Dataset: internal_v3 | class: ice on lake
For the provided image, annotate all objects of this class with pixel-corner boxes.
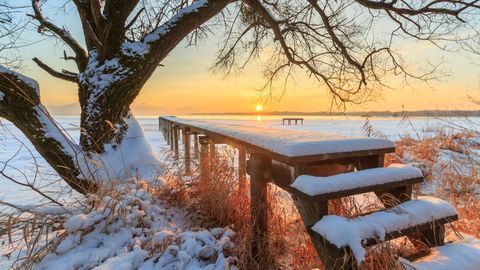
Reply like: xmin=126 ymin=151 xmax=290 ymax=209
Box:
xmin=0 ymin=114 xmax=478 ymax=206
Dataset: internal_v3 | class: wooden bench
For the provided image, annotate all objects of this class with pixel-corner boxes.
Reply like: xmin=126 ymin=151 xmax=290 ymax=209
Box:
xmin=309 ymin=196 xmax=458 ymax=267
xmin=288 ymin=164 xmax=424 ymax=202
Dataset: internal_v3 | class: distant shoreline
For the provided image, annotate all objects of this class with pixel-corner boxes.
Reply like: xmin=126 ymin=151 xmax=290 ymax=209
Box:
xmin=190 ymin=110 xmax=480 ymax=117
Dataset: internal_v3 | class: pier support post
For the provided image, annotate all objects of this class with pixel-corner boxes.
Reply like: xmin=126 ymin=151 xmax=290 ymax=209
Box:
xmin=193 ymin=134 xmax=199 ymax=158
xmin=238 ymin=147 xmax=247 ymax=193
xmin=183 ymin=128 xmax=191 ymax=175
xmin=209 ymin=141 xmax=216 ymax=163
xmin=173 ymin=126 xmax=179 ymax=160
xmin=169 ymin=123 xmax=174 ymax=150
xmin=249 ymin=153 xmax=271 ymax=268
xmin=199 ymin=136 xmax=210 ymax=182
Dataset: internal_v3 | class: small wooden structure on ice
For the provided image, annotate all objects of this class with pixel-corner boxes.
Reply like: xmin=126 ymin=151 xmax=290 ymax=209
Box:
xmin=282 ymin=117 xmax=304 ymax=125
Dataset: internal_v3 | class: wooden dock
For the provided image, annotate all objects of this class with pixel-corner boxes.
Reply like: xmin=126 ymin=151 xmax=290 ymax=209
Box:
xmin=282 ymin=117 xmax=304 ymax=125
xmin=158 ymin=116 xmax=459 ymax=269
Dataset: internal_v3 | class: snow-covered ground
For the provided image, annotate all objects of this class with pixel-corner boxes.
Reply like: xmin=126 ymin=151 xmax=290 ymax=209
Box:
xmin=3 ymin=114 xmax=475 ymax=205
xmin=1 ymin=114 xmax=480 ymax=269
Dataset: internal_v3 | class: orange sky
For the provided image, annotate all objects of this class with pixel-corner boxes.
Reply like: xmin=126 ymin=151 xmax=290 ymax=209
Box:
xmin=14 ymin=3 xmax=480 ymax=116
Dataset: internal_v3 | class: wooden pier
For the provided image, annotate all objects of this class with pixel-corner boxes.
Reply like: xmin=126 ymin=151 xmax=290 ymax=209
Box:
xmin=158 ymin=116 xmax=459 ymax=269
xmin=282 ymin=117 xmax=304 ymax=125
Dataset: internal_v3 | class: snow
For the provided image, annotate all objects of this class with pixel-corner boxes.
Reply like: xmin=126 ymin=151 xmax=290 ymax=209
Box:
xmin=78 ymin=114 xmax=162 ymax=181
xmin=3 ymin=203 xmax=72 ymax=215
xmin=0 ymin=65 xmax=40 ymax=94
xmin=311 ymin=196 xmax=457 ymax=264
xmin=143 ymin=0 xmax=209 ymax=44
xmin=2 ymin=115 xmax=480 ymax=268
xmin=35 ymin=105 xmax=80 ymax=159
xmin=400 ymin=234 xmax=480 ymax=270
xmin=34 ymin=182 xmax=238 ymax=270
xmin=291 ymin=163 xmax=423 ymax=196
xmin=121 ymin=0 xmax=210 ymax=57
xmin=162 ymin=116 xmax=395 ymax=157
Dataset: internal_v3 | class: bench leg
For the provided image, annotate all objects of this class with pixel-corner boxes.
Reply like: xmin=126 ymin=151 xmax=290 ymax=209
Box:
xmin=293 ymin=163 xmax=356 ymax=269
xmin=238 ymin=147 xmax=247 ymax=193
xmin=249 ymin=153 xmax=271 ymax=268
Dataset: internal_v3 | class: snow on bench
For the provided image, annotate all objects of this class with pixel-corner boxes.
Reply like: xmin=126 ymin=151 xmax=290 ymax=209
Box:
xmin=290 ymin=164 xmax=423 ymax=200
xmin=311 ymin=196 xmax=458 ymax=264
xmin=401 ymin=234 xmax=480 ymax=270
xmin=162 ymin=116 xmax=394 ymax=158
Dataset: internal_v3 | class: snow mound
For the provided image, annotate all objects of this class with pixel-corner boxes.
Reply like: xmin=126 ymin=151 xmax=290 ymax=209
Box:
xmin=34 ymin=181 xmax=238 ymax=270
xmin=291 ymin=163 xmax=423 ymax=196
xmin=79 ymin=115 xmax=163 ymax=182
xmin=400 ymin=234 xmax=480 ymax=270
xmin=312 ymin=196 xmax=457 ymax=264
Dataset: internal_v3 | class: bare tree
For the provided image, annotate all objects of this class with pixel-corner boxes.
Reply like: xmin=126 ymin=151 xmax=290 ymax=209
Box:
xmin=0 ymin=0 xmax=478 ymax=194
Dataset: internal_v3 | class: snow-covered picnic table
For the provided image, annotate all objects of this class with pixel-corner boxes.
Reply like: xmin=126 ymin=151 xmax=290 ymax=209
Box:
xmin=158 ymin=116 xmax=474 ymax=269
xmin=159 ymin=116 xmax=395 ymax=165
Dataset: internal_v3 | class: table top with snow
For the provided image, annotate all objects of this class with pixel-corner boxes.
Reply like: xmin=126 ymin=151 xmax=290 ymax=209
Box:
xmin=161 ymin=116 xmax=395 ymax=161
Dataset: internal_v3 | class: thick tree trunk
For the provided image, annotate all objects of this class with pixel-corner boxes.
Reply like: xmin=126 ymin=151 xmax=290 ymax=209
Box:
xmin=1 ymin=64 xmax=161 ymax=194
xmin=78 ymin=56 xmax=153 ymax=153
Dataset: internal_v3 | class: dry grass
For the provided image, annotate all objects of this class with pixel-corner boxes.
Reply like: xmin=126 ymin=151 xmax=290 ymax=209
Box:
xmin=158 ymin=149 xmax=325 ymax=269
xmin=395 ymin=131 xmax=480 ymax=244
xmin=159 ymin=148 xmax=436 ymax=269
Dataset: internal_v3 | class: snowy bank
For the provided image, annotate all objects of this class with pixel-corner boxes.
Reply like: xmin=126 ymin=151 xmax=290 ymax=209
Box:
xmin=34 ymin=181 xmax=238 ymax=270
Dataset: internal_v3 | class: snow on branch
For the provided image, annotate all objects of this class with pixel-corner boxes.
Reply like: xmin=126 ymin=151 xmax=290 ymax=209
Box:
xmin=121 ymin=0 xmax=232 ymax=57
xmin=0 ymin=65 xmax=40 ymax=96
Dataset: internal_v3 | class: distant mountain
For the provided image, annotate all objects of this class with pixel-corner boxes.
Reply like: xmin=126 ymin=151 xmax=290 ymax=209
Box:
xmin=47 ymin=104 xmax=81 ymax=115
xmin=47 ymin=103 xmax=170 ymax=116
xmin=191 ymin=110 xmax=480 ymax=117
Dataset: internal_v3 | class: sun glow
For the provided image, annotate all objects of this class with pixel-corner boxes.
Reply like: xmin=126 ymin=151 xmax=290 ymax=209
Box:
xmin=255 ymin=104 xmax=263 ymax=112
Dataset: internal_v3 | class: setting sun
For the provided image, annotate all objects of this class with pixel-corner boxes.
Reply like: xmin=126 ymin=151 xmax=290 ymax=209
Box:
xmin=255 ymin=104 xmax=263 ymax=112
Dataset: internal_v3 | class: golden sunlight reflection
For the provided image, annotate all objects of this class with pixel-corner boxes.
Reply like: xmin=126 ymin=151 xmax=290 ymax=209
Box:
xmin=256 ymin=115 xmax=262 ymax=121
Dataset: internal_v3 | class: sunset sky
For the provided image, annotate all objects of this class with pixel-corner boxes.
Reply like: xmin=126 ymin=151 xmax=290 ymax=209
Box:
xmin=12 ymin=1 xmax=480 ymax=116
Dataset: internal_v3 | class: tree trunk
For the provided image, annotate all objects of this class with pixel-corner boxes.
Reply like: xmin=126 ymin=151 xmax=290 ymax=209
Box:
xmin=0 ymin=68 xmax=96 ymax=194
xmin=1 ymin=63 xmax=161 ymax=194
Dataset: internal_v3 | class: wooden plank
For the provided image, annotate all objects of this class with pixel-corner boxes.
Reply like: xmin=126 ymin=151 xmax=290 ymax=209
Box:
xmin=249 ymin=153 xmax=271 ymax=268
xmin=360 ymin=215 xmax=458 ymax=247
xmin=287 ymin=177 xmax=424 ymax=202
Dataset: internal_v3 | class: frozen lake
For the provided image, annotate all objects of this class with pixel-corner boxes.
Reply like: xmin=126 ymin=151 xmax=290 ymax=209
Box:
xmin=0 ymin=114 xmax=478 ymax=206
xmin=0 ymin=114 xmax=480 ymax=268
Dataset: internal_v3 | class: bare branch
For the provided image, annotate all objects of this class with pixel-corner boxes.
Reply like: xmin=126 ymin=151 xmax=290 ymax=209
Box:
xmin=32 ymin=57 xmax=78 ymax=83
xmin=30 ymin=0 xmax=88 ymax=70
